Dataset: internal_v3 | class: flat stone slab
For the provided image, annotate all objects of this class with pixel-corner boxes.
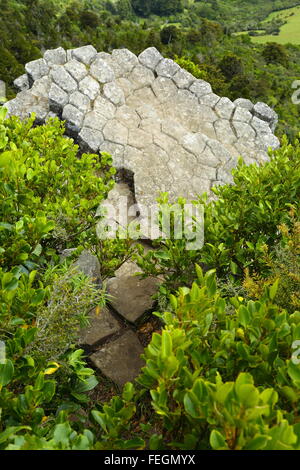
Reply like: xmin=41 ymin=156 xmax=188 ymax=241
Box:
xmin=90 ymin=330 xmax=145 ymax=387
xmin=5 ymin=46 xmax=280 ymax=211
xmin=79 ymin=307 xmax=121 ymax=347
xmin=106 ymin=260 xmax=159 ymax=323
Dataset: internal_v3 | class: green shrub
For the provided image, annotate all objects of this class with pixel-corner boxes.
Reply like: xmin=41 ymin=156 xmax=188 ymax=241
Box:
xmin=131 ymin=266 xmax=300 ymax=449
xmin=28 ymin=265 xmax=104 ymax=362
xmin=0 ymin=111 xmax=116 ymax=447
xmin=243 ymin=215 xmax=300 ymax=313
xmin=1 ymin=103 xmax=300 ymax=450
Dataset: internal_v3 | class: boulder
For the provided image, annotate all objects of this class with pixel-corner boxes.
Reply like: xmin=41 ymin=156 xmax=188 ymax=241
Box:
xmin=90 ymin=330 xmax=145 ymax=387
xmin=106 ymin=260 xmax=159 ymax=323
xmin=79 ymin=307 xmax=121 ymax=348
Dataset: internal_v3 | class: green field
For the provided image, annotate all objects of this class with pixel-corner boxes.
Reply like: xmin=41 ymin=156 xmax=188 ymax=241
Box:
xmin=251 ymin=5 xmax=300 ymax=44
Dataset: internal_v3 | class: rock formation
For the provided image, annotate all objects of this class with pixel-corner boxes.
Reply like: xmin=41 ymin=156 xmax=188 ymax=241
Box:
xmin=5 ymin=45 xmax=279 ymax=209
xmin=4 ymin=45 xmax=280 ymax=387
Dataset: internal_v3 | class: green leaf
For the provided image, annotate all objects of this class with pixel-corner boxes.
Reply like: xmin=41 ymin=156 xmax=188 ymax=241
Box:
xmin=26 ymin=168 xmax=34 ymax=180
xmin=73 ymin=375 xmax=98 ymax=394
xmin=91 ymin=410 xmax=107 ymax=432
xmin=236 ymin=384 xmax=259 ymax=408
xmin=15 ymin=220 xmax=24 ymax=233
xmin=31 ymin=289 xmax=45 ymax=305
xmin=269 ymin=279 xmax=279 ymax=300
xmin=230 ymin=260 xmax=238 ymax=274
xmin=260 ymin=388 xmax=278 ymax=406
xmin=3 ymin=277 xmax=18 ymax=292
xmin=184 ymin=391 xmax=199 ymax=419
xmin=122 ymin=382 xmax=135 ymax=401
xmin=154 ymin=251 xmax=171 ymax=260
xmin=210 ymin=430 xmax=228 ymax=450
xmin=215 ymin=382 xmax=234 ymax=404
xmin=244 ymin=435 xmax=270 ymax=450
xmin=53 ymin=423 xmax=72 ymax=447
xmin=287 ymin=361 xmax=300 ymax=385
xmin=120 ymin=438 xmax=145 ymax=449
xmin=0 ymin=426 xmax=31 ymax=444
xmin=32 ymin=244 xmax=42 ymax=256
xmin=238 ymin=305 xmax=251 ymax=327
xmin=0 ymin=359 xmax=14 ymax=387
xmin=161 ymin=330 xmax=172 ymax=359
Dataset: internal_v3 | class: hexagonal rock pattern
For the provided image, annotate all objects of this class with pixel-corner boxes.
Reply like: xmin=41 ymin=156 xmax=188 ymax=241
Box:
xmin=90 ymin=330 xmax=145 ymax=387
xmin=107 ymin=260 xmax=159 ymax=323
xmin=5 ymin=45 xmax=280 ymax=209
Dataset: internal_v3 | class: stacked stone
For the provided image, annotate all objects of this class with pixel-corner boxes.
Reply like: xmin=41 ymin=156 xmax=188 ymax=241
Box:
xmin=6 ymin=45 xmax=279 ymax=206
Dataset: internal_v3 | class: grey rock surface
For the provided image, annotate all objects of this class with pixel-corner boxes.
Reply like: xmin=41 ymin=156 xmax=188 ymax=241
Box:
xmin=253 ymin=101 xmax=278 ymax=132
xmin=233 ymin=98 xmax=254 ymax=111
xmin=50 ymin=65 xmax=78 ymax=94
xmin=90 ymin=330 xmax=145 ymax=387
xmin=25 ymin=58 xmax=49 ymax=83
xmin=79 ymin=307 xmax=121 ymax=347
xmin=74 ymin=249 xmax=101 ymax=284
xmin=65 ymin=59 xmax=88 ymax=82
xmin=106 ymin=260 xmax=159 ymax=323
xmin=72 ymin=45 xmax=97 ymax=65
xmin=78 ymin=127 xmax=103 ymax=153
xmin=44 ymin=47 xmax=67 ymax=65
xmin=49 ymin=83 xmax=68 ymax=113
xmin=5 ymin=46 xmax=280 ymax=211
xmin=138 ymin=47 xmax=163 ymax=70
xmin=14 ymin=74 xmax=30 ymax=92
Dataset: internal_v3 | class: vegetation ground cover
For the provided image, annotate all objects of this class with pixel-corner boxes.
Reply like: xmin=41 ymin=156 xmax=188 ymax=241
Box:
xmin=0 ymin=108 xmax=299 ymax=449
xmin=245 ymin=6 xmax=300 ymax=44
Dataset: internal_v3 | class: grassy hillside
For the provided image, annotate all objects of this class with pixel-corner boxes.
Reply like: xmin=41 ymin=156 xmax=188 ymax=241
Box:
xmin=130 ymin=0 xmax=300 ymax=31
xmin=250 ymin=5 xmax=300 ymax=44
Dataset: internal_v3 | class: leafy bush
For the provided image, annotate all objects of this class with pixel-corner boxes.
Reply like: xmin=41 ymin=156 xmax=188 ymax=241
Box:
xmin=28 ymin=265 xmax=104 ymax=362
xmin=243 ymin=214 xmax=300 ymax=313
xmin=0 ymin=111 xmax=119 ymax=448
xmin=1 ymin=110 xmax=115 ymax=257
xmin=1 ymin=108 xmax=300 ymax=450
xmin=122 ymin=267 xmax=300 ymax=450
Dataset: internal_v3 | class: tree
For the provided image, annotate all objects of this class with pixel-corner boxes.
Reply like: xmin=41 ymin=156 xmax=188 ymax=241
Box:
xmin=131 ymin=0 xmax=152 ymax=16
xmin=219 ymin=53 xmax=243 ymax=80
xmin=153 ymin=0 xmax=183 ymax=16
xmin=80 ymin=10 xmax=100 ymax=28
xmin=262 ymin=42 xmax=288 ymax=66
xmin=160 ymin=25 xmax=181 ymax=44
xmin=116 ymin=0 xmax=134 ymax=20
xmin=132 ymin=0 xmax=183 ymax=17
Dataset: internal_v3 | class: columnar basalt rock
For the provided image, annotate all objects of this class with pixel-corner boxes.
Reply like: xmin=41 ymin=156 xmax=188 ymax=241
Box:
xmin=7 ymin=45 xmax=279 ymax=209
